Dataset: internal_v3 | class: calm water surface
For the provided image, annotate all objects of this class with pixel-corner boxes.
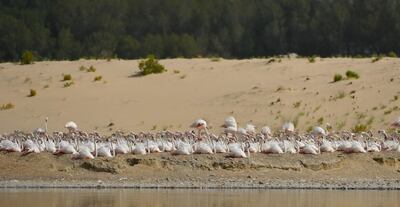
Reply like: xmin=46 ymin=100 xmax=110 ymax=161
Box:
xmin=0 ymin=189 xmax=399 ymax=207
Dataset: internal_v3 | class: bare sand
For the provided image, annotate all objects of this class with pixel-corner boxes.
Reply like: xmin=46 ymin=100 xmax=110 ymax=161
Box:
xmin=1 ymin=57 xmax=399 ymax=134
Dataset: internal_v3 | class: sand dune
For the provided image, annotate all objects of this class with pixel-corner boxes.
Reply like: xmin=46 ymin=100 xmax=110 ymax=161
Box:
xmin=0 ymin=57 xmax=399 ymax=134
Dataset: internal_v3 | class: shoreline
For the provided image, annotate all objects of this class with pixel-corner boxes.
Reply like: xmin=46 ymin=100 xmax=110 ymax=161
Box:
xmin=1 ymin=179 xmax=400 ymax=190
xmin=1 ymin=151 xmax=400 ymax=191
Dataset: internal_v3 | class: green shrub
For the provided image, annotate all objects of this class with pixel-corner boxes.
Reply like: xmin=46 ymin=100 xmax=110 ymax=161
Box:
xmin=352 ymin=124 xmax=368 ymax=133
xmin=0 ymin=103 xmax=15 ymax=110
xmin=345 ymin=70 xmax=359 ymax=79
xmin=64 ymin=81 xmax=74 ymax=87
xmin=79 ymin=66 xmax=87 ymax=71
xmin=308 ymin=56 xmax=317 ymax=63
xmin=138 ymin=55 xmax=166 ymax=75
xmin=62 ymin=74 xmax=72 ymax=81
xmin=87 ymin=65 xmax=96 ymax=72
xmin=317 ymin=117 xmax=324 ymax=125
xmin=293 ymin=101 xmax=301 ymax=108
xmin=28 ymin=89 xmax=37 ymax=97
xmin=387 ymin=52 xmax=397 ymax=58
xmin=371 ymin=56 xmax=382 ymax=63
xmin=333 ymin=74 xmax=343 ymax=82
xmin=94 ymin=76 xmax=102 ymax=81
xmin=210 ymin=56 xmax=221 ymax=62
xmin=21 ymin=51 xmax=34 ymax=65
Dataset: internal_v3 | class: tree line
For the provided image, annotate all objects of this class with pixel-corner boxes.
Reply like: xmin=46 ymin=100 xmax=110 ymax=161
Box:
xmin=0 ymin=0 xmax=399 ymax=61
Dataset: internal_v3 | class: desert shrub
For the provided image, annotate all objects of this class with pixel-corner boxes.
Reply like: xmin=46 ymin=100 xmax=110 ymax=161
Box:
xmin=345 ymin=70 xmax=359 ymax=79
xmin=87 ymin=65 xmax=96 ymax=72
xmin=64 ymin=81 xmax=74 ymax=87
xmin=28 ymin=89 xmax=37 ymax=97
xmin=79 ymin=66 xmax=87 ymax=71
xmin=371 ymin=56 xmax=382 ymax=63
xmin=173 ymin=70 xmax=180 ymax=74
xmin=62 ymin=74 xmax=72 ymax=81
xmin=0 ymin=103 xmax=15 ymax=110
xmin=387 ymin=52 xmax=397 ymax=58
xmin=317 ymin=117 xmax=324 ymax=125
xmin=94 ymin=76 xmax=102 ymax=81
xmin=180 ymin=75 xmax=187 ymax=79
xmin=333 ymin=74 xmax=343 ymax=82
xmin=21 ymin=51 xmax=34 ymax=65
xmin=293 ymin=101 xmax=301 ymax=108
xmin=308 ymin=55 xmax=317 ymax=63
xmin=352 ymin=124 xmax=368 ymax=133
xmin=209 ymin=56 xmax=221 ymax=62
xmin=43 ymin=84 xmax=49 ymax=89
xmin=138 ymin=55 xmax=166 ymax=75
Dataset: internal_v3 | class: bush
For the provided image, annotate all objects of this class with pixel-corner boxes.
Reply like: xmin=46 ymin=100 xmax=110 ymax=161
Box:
xmin=28 ymin=89 xmax=37 ymax=97
xmin=352 ymin=124 xmax=368 ymax=133
xmin=64 ymin=81 xmax=74 ymax=87
xmin=94 ymin=76 xmax=102 ymax=81
xmin=0 ymin=103 xmax=15 ymax=110
xmin=138 ymin=55 xmax=166 ymax=75
xmin=63 ymin=74 xmax=72 ymax=81
xmin=87 ymin=65 xmax=96 ymax=72
xmin=21 ymin=51 xmax=34 ymax=65
xmin=345 ymin=70 xmax=359 ymax=79
xmin=387 ymin=52 xmax=397 ymax=58
xmin=79 ymin=66 xmax=87 ymax=71
xmin=371 ymin=56 xmax=382 ymax=63
xmin=210 ymin=57 xmax=221 ymax=62
xmin=308 ymin=56 xmax=317 ymax=63
xmin=333 ymin=74 xmax=343 ymax=82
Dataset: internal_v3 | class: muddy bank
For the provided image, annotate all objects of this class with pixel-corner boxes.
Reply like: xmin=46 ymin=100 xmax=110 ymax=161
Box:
xmin=1 ymin=152 xmax=400 ymax=189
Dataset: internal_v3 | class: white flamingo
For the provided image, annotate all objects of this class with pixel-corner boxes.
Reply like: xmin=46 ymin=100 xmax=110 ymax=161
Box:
xmin=172 ymin=140 xmax=193 ymax=155
xmin=391 ymin=117 xmax=400 ymax=128
xmin=260 ymin=126 xmax=272 ymax=138
xmin=132 ymin=143 xmax=147 ymax=155
xmin=262 ymin=140 xmax=283 ymax=154
xmin=65 ymin=121 xmax=78 ymax=133
xmin=227 ymin=143 xmax=247 ymax=158
xmin=282 ymin=122 xmax=295 ymax=133
xmin=0 ymin=139 xmax=22 ymax=152
xmin=191 ymin=119 xmax=208 ymax=139
xmin=312 ymin=126 xmax=327 ymax=137
xmin=56 ymin=140 xmax=77 ymax=154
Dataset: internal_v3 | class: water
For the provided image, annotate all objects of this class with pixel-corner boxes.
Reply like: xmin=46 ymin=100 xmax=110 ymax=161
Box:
xmin=0 ymin=189 xmax=399 ymax=207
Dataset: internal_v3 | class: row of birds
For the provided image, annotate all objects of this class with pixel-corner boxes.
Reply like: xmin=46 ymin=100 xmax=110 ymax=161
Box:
xmin=1 ymin=117 xmax=400 ymax=159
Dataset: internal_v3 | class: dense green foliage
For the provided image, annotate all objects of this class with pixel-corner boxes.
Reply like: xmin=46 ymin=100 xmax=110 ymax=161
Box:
xmin=333 ymin=74 xmax=343 ymax=82
xmin=21 ymin=50 xmax=34 ymax=64
xmin=138 ymin=55 xmax=166 ymax=75
xmin=1 ymin=0 xmax=400 ymax=61
xmin=345 ymin=70 xmax=360 ymax=79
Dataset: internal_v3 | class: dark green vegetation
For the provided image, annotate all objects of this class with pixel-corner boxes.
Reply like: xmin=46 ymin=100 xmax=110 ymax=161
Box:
xmin=138 ymin=55 xmax=166 ymax=75
xmin=346 ymin=70 xmax=360 ymax=79
xmin=333 ymin=74 xmax=343 ymax=82
xmin=1 ymin=0 xmax=400 ymax=61
xmin=20 ymin=51 xmax=34 ymax=64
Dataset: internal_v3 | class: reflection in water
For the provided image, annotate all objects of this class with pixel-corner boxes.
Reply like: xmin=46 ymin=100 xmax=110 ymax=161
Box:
xmin=0 ymin=189 xmax=399 ymax=207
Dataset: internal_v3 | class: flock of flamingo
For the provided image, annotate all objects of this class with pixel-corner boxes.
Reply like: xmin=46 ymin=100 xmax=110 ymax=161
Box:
xmin=1 ymin=116 xmax=400 ymax=159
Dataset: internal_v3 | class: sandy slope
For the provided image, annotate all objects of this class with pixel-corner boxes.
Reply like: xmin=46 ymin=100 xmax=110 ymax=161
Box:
xmin=0 ymin=57 xmax=399 ymax=134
